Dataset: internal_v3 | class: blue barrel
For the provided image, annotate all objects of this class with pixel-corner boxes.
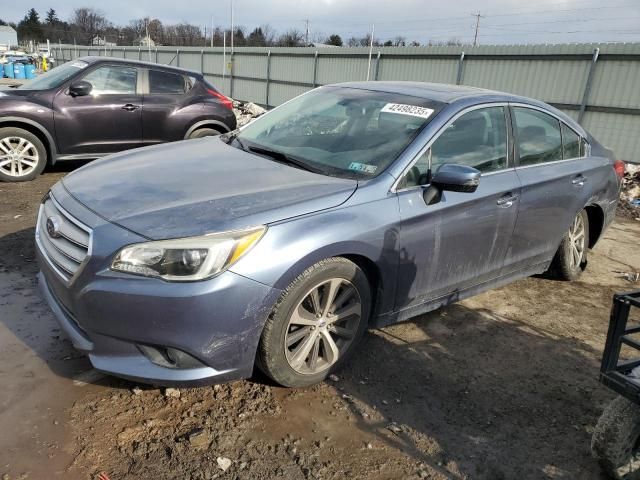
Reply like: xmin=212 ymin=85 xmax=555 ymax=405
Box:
xmin=13 ymin=63 xmax=26 ymax=79
xmin=24 ymin=64 xmax=36 ymax=79
xmin=3 ymin=63 xmax=14 ymax=79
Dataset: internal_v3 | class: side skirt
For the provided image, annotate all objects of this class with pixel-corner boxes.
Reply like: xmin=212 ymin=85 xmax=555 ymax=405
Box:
xmin=55 ymin=153 xmax=109 ymax=161
xmin=371 ymin=261 xmax=549 ymax=329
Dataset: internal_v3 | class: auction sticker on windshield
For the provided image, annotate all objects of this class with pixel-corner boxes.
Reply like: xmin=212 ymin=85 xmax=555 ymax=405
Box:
xmin=348 ymin=162 xmax=377 ymax=174
xmin=381 ymin=103 xmax=434 ymax=119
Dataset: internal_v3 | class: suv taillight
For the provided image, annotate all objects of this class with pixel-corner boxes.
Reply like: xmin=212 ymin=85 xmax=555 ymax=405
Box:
xmin=613 ymin=159 xmax=625 ymax=180
xmin=207 ymin=89 xmax=233 ymax=111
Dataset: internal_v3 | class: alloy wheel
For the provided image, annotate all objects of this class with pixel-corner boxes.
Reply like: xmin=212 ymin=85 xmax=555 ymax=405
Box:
xmin=0 ymin=136 xmax=40 ymax=178
xmin=284 ymin=278 xmax=362 ymax=375
xmin=568 ymin=213 xmax=586 ymax=268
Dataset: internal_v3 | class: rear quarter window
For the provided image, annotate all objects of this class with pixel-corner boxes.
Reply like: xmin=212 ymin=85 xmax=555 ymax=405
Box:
xmin=561 ymin=123 xmax=581 ymax=159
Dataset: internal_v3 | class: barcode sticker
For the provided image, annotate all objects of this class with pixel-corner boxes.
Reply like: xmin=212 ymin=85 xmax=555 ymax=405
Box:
xmin=381 ymin=103 xmax=434 ymax=119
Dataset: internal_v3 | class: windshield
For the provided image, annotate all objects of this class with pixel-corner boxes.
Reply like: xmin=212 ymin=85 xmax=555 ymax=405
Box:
xmin=236 ymin=86 xmax=443 ymax=179
xmin=19 ymin=60 xmax=88 ymax=90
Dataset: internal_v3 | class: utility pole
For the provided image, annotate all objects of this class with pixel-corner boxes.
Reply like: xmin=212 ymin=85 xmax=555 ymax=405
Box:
xmin=366 ymin=24 xmax=375 ymax=81
xmin=230 ymin=0 xmax=234 ymax=53
xmin=472 ymin=11 xmax=485 ymax=47
xmin=303 ymin=19 xmax=310 ymax=45
xmin=211 ymin=16 xmax=214 ymax=47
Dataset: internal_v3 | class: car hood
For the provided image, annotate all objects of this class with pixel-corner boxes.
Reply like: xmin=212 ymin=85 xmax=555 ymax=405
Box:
xmin=62 ymin=138 xmax=358 ymax=239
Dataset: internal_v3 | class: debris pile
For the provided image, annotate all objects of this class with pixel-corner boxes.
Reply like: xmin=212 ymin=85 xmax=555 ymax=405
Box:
xmin=233 ymin=100 xmax=267 ymax=127
xmin=620 ymin=163 xmax=640 ymax=219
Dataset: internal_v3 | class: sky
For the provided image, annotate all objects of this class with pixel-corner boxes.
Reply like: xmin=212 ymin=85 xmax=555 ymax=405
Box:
xmin=3 ymin=0 xmax=640 ymax=45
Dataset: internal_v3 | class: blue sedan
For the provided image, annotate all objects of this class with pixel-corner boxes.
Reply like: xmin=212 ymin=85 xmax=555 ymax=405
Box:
xmin=36 ymin=82 xmax=623 ymax=387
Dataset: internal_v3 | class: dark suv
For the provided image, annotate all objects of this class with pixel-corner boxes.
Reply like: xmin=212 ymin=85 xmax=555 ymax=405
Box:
xmin=0 ymin=57 xmax=236 ymax=182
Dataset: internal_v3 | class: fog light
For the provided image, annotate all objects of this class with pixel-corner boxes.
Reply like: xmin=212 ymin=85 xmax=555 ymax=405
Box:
xmin=138 ymin=344 xmax=205 ymax=369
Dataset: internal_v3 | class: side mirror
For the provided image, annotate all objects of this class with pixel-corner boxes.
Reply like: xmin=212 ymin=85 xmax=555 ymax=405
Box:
xmin=422 ymin=164 xmax=481 ymax=205
xmin=68 ymin=81 xmax=92 ymax=97
xmin=431 ymin=164 xmax=481 ymax=193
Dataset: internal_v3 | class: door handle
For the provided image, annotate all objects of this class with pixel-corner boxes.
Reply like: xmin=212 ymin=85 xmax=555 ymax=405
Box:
xmin=572 ymin=175 xmax=587 ymax=187
xmin=121 ymin=104 xmax=139 ymax=112
xmin=497 ymin=193 xmax=518 ymax=208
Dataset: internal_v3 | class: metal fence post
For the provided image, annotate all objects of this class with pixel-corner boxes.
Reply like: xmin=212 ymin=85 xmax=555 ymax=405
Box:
xmin=176 ymin=49 xmax=180 ymax=67
xmin=312 ymin=51 xmax=319 ymax=87
xmin=374 ymin=51 xmax=381 ymax=80
xmin=155 ymin=48 xmax=159 ymax=64
xmin=230 ymin=53 xmax=235 ymax=98
xmin=138 ymin=47 xmax=141 ymax=60
xmin=578 ymin=48 xmax=600 ymax=125
xmin=266 ymin=50 xmax=271 ymax=107
xmin=456 ymin=51 xmax=465 ymax=85
xmin=201 ymin=49 xmax=204 ymax=73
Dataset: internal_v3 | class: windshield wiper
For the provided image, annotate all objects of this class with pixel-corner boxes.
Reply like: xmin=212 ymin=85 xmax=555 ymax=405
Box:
xmin=248 ymin=145 xmax=319 ymax=173
xmin=223 ymin=131 xmax=250 ymax=152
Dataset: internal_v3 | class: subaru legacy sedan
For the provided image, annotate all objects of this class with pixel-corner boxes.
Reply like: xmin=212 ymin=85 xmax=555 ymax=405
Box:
xmin=36 ymin=82 xmax=623 ymax=388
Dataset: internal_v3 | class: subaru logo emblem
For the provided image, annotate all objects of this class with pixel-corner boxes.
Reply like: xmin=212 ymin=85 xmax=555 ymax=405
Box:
xmin=46 ymin=216 xmax=61 ymax=238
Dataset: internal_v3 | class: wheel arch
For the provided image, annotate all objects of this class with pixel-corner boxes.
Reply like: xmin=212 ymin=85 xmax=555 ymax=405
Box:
xmin=0 ymin=117 xmax=57 ymax=164
xmin=341 ymin=253 xmax=384 ymax=318
xmin=261 ymin=242 xmax=392 ymax=322
xmin=584 ymin=203 xmax=605 ymax=249
xmin=184 ymin=119 xmax=231 ymax=139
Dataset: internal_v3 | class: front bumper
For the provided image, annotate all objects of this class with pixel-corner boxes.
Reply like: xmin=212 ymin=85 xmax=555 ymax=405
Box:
xmin=38 ymin=268 xmax=280 ymax=385
xmin=36 ymin=186 xmax=281 ymax=386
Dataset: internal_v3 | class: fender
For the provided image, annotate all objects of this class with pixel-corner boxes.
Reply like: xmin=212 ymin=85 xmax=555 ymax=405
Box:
xmin=0 ymin=116 xmax=59 ymax=163
xmin=184 ymin=120 xmax=231 ymax=139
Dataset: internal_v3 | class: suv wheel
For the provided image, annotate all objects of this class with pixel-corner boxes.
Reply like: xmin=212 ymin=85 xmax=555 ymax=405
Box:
xmin=257 ymin=258 xmax=371 ymax=388
xmin=0 ymin=127 xmax=47 ymax=182
xmin=188 ymin=127 xmax=222 ymax=139
xmin=549 ymin=209 xmax=589 ymax=280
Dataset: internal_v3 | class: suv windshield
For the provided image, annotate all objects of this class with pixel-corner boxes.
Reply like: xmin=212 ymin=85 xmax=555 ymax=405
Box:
xmin=19 ymin=60 xmax=88 ymax=90
xmin=237 ymin=86 xmax=442 ymax=179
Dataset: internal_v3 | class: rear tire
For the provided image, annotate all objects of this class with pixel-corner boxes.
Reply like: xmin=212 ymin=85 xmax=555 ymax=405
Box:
xmin=549 ymin=209 xmax=589 ymax=280
xmin=257 ymin=258 xmax=371 ymax=388
xmin=592 ymin=396 xmax=640 ymax=480
xmin=0 ymin=127 xmax=47 ymax=182
xmin=188 ymin=127 xmax=222 ymax=139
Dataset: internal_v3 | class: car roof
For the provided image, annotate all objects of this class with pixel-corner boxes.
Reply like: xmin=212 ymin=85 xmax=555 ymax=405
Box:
xmin=334 ymin=81 xmax=525 ymax=104
xmin=78 ymin=56 xmax=201 ymax=77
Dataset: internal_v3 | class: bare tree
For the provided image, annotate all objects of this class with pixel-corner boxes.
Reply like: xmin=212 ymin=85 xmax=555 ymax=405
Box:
xmin=71 ymin=7 xmax=110 ymax=44
xmin=277 ymin=29 xmax=304 ymax=47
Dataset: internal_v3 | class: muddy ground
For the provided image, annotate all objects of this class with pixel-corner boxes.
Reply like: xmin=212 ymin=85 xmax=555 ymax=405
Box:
xmin=1 ymin=165 xmax=639 ymax=480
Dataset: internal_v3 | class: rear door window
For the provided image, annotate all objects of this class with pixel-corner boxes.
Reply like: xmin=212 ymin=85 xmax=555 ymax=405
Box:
xmin=513 ymin=107 xmax=562 ymax=166
xmin=149 ymin=70 xmax=187 ymax=94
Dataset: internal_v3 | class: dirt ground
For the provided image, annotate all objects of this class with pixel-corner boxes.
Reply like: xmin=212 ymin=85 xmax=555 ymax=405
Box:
xmin=1 ymin=165 xmax=639 ymax=480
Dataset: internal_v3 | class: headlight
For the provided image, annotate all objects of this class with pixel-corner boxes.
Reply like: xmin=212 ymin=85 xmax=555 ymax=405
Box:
xmin=111 ymin=227 xmax=265 ymax=281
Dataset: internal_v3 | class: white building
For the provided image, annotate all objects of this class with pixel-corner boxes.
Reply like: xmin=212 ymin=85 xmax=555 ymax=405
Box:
xmin=92 ymin=36 xmax=116 ymax=47
xmin=0 ymin=26 xmax=18 ymax=51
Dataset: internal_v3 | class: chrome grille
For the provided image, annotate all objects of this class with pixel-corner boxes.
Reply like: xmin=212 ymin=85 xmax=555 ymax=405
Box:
xmin=36 ymin=195 xmax=91 ymax=281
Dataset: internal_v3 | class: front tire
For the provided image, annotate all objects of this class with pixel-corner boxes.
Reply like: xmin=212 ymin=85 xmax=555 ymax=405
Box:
xmin=257 ymin=258 xmax=371 ymax=388
xmin=0 ymin=127 xmax=47 ymax=182
xmin=549 ymin=209 xmax=589 ymax=280
xmin=592 ymin=396 xmax=640 ymax=480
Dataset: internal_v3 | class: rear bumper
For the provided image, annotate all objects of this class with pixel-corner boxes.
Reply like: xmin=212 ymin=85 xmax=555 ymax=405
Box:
xmin=37 ymin=264 xmax=281 ymax=386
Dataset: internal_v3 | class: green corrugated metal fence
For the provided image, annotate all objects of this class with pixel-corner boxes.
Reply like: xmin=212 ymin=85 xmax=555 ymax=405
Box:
xmin=53 ymin=43 xmax=640 ymax=163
